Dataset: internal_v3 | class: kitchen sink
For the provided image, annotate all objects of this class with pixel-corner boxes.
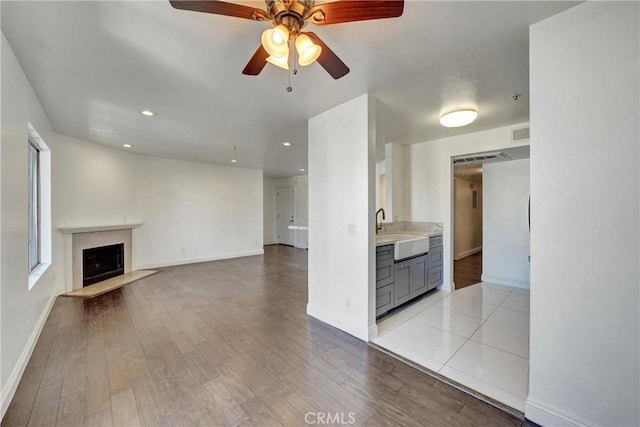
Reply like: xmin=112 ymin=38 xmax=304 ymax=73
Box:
xmin=376 ymin=233 xmax=430 ymax=260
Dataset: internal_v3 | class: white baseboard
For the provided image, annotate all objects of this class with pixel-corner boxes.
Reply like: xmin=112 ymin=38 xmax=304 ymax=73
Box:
xmin=136 ymin=249 xmax=264 ymax=270
xmin=264 ymin=240 xmax=279 ymax=246
xmin=306 ymin=303 xmax=369 ymax=342
xmin=525 ymin=398 xmax=592 ymax=427
xmin=1 ymin=291 xmax=57 ymax=419
xmin=454 ymin=246 xmax=482 ymax=261
xmin=481 ymin=274 xmax=530 ymax=289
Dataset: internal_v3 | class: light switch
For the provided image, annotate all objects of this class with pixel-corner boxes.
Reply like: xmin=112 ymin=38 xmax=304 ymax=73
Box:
xmin=347 ymin=223 xmax=356 ymax=234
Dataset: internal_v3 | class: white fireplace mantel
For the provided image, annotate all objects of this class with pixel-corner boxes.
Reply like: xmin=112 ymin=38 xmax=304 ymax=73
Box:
xmin=59 ymin=223 xmax=142 ymax=234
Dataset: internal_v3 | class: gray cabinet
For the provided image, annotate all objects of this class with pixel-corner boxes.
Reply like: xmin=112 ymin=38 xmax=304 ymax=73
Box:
xmin=376 ymin=284 xmax=395 ymax=316
xmin=376 ymin=245 xmax=396 ymax=316
xmin=394 ymin=260 xmax=412 ymax=306
xmin=392 ymin=254 xmax=429 ymax=308
xmin=427 ymin=235 xmax=443 ymax=290
xmin=376 ymin=235 xmax=444 ymax=318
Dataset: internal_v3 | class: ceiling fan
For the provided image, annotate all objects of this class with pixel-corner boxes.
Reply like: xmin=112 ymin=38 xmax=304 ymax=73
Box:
xmin=169 ymin=0 xmax=404 ymax=80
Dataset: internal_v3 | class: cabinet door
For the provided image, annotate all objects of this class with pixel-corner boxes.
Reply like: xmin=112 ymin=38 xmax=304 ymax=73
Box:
xmin=428 ymin=246 xmax=443 ymax=269
xmin=376 ymin=284 xmax=395 ymax=317
xmin=411 ymin=255 xmax=428 ymax=297
xmin=394 ymin=261 xmax=412 ymax=306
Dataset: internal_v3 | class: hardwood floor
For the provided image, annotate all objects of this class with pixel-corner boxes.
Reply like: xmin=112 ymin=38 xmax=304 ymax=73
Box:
xmin=454 ymin=252 xmax=483 ymax=290
xmin=3 ymin=245 xmax=525 ymax=426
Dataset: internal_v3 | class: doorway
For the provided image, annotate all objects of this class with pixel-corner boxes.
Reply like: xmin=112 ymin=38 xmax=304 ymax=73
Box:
xmin=453 ymin=165 xmax=483 ymax=289
xmin=276 ymin=187 xmax=295 ymax=246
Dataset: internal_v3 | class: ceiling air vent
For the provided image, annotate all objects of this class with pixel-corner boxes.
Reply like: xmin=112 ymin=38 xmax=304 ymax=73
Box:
xmin=512 ymin=127 xmax=530 ymax=144
xmin=453 ymin=152 xmax=512 ymax=164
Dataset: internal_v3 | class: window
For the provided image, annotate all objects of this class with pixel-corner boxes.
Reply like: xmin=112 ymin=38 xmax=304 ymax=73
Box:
xmin=28 ymin=139 xmax=40 ymax=272
xmin=27 ymin=124 xmax=51 ymax=289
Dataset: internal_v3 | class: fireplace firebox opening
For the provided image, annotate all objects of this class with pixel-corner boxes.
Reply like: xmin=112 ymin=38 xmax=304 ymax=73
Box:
xmin=82 ymin=243 xmax=124 ymax=287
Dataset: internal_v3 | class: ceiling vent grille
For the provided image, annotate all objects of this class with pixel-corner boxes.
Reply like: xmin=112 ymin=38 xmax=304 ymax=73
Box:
xmin=453 ymin=152 xmax=512 ymax=164
xmin=512 ymin=127 xmax=530 ymax=143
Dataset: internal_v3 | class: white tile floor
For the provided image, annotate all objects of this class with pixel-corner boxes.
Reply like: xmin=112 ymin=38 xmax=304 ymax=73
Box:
xmin=373 ymin=282 xmax=530 ymax=412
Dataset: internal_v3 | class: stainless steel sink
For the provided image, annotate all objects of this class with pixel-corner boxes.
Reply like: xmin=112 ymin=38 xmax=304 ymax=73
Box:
xmin=376 ymin=233 xmax=430 ymax=260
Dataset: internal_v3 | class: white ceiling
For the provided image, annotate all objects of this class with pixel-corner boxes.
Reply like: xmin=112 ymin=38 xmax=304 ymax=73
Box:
xmin=2 ymin=1 xmax=577 ymax=178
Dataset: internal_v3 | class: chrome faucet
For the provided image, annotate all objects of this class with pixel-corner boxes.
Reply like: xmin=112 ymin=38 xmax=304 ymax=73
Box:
xmin=376 ymin=208 xmax=386 ymax=234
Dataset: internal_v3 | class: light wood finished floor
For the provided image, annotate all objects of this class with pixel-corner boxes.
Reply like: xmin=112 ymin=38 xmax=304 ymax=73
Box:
xmin=2 ymin=245 xmax=528 ymax=426
xmin=64 ymin=270 xmax=158 ymax=298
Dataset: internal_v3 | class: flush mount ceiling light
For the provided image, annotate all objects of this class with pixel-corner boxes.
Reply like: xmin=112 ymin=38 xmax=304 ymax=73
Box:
xmin=140 ymin=109 xmax=155 ymax=117
xmin=440 ymin=109 xmax=478 ymax=128
xmin=300 ymin=168 xmax=305 ymax=172
xmin=123 ymin=144 xmax=133 ymax=148
xmin=231 ymin=159 xmax=238 ymax=163
xmin=282 ymin=141 xmax=292 ymax=147
xmin=169 ymin=0 xmax=404 ymax=83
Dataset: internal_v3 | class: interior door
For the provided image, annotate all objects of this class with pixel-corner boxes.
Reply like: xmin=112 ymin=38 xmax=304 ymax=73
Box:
xmin=276 ymin=187 xmax=295 ymax=246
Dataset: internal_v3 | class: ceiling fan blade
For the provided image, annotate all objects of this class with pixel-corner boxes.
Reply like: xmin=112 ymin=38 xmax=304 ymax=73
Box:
xmin=169 ymin=0 xmax=267 ymax=21
xmin=308 ymin=0 xmax=404 ymax=25
xmin=242 ymin=45 xmax=269 ymax=76
xmin=305 ymin=32 xmax=349 ymax=79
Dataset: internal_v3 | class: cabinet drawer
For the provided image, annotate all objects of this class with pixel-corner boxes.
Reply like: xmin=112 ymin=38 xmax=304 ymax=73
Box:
xmin=429 ymin=235 xmax=443 ymax=248
xmin=376 ymin=261 xmax=394 ymax=289
xmin=428 ymin=246 xmax=443 ymax=268
xmin=376 ymin=244 xmax=394 ymax=263
xmin=376 ymin=284 xmax=395 ymax=317
xmin=427 ymin=266 xmax=443 ymax=290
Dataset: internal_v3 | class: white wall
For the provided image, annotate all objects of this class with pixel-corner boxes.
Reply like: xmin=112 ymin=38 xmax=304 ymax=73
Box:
xmin=50 ymin=133 xmax=264 ymax=271
xmin=453 ymin=177 xmax=482 ymax=260
xmin=308 ymin=94 xmax=376 ymax=341
xmin=263 ymin=178 xmax=278 ymax=244
xmin=482 ymin=159 xmax=530 ymax=288
xmin=405 ymin=123 xmax=529 ymax=290
xmin=1 ymin=34 xmax=60 ymax=417
xmin=386 ymin=142 xmax=406 ymax=222
xmin=135 ymin=157 xmax=263 ymax=268
xmin=527 ymin=3 xmax=639 ymax=426
xmin=1 ymin=32 xmax=265 ymax=416
xmin=375 ymin=160 xmax=385 ymax=212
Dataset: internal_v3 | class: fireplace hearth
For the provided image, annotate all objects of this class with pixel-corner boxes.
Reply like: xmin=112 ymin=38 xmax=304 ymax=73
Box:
xmin=82 ymin=243 xmax=124 ymax=287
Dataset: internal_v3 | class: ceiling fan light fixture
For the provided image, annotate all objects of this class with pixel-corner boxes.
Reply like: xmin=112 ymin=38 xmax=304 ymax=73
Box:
xmin=439 ymin=109 xmax=478 ymax=128
xmin=295 ymin=34 xmax=322 ymax=66
xmin=266 ymin=51 xmax=289 ymax=70
xmin=261 ymin=24 xmax=289 ymax=57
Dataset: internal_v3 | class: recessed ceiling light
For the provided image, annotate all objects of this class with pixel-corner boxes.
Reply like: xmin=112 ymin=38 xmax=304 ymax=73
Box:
xmin=231 ymin=159 xmax=238 ymax=163
xmin=140 ymin=109 xmax=155 ymax=116
xmin=440 ymin=109 xmax=478 ymax=128
xmin=282 ymin=141 xmax=292 ymax=147
xmin=123 ymin=144 xmax=132 ymax=148
xmin=300 ymin=168 xmax=305 ymax=172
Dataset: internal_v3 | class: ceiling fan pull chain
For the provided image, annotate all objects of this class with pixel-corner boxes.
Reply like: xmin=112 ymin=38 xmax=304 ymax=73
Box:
xmin=286 ymin=39 xmax=293 ymax=92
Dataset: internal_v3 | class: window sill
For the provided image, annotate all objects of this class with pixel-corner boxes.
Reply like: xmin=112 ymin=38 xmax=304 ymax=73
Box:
xmin=28 ymin=262 xmax=51 ymax=290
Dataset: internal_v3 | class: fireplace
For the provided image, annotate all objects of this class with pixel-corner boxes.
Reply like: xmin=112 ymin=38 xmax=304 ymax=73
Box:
xmin=82 ymin=243 xmax=124 ymax=286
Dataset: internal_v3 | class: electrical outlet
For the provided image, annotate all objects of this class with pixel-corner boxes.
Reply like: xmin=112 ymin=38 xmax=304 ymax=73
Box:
xmin=347 ymin=223 xmax=356 ymax=234
xmin=345 ymin=297 xmax=351 ymax=309
xmin=180 ymin=247 xmax=186 ymax=254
